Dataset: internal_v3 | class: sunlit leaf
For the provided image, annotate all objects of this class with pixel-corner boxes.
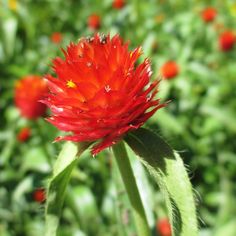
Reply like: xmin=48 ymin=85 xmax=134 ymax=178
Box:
xmin=125 ymin=128 xmax=198 ymax=236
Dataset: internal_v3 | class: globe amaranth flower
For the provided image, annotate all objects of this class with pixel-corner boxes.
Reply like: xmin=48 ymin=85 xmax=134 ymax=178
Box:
xmin=51 ymin=32 xmax=63 ymax=44
xmin=219 ymin=31 xmax=235 ymax=51
xmin=88 ymin=14 xmax=101 ymax=30
xmin=17 ymin=127 xmax=31 ymax=142
xmin=201 ymin=7 xmax=217 ymax=22
xmin=42 ymin=33 xmax=165 ymax=155
xmin=156 ymin=218 xmax=172 ymax=236
xmin=161 ymin=61 xmax=179 ymax=79
xmin=112 ymin=0 xmax=125 ymax=9
xmin=15 ymin=75 xmax=48 ymax=119
xmin=33 ymin=188 xmax=45 ymax=203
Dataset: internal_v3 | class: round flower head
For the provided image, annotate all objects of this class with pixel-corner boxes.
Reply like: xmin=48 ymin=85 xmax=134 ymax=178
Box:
xmin=33 ymin=188 xmax=45 ymax=203
xmin=113 ymin=0 xmax=125 ymax=9
xmin=17 ymin=127 xmax=31 ymax=142
xmin=201 ymin=7 xmax=217 ymax=22
xmin=88 ymin=14 xmax=101 ymax=30
xmin=43 ymin=33 xmax=165 ymax=155
xmin=156 ymin=218 xmax=171 ymax=236
xmin=15 ymin=75 xmax=48 ymax=119
xmin=219 ymin=31 xmax=235 ymax=51
xmin=161 ymin=61 xmax=179 ymax=79
xmin=51 ymin=32 xmax=63 ymax=44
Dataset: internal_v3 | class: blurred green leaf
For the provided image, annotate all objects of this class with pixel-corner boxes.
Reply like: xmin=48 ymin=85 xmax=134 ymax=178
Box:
xmin=21 ymin=147 xmax=50 ymax=173
xmin=1 ymin=16 xmax=17 ymax=59
xmin=214 ymin=219 xmax=236 ymax=236
xmin=65 ymin=185 xmax=101 ymax=234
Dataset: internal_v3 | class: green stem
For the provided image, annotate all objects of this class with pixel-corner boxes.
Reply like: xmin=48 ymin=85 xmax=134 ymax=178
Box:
xmin=112 ymin=141 xmax=150 ymax=236
xmin=132 ymin=0 xmax=141 ymax=22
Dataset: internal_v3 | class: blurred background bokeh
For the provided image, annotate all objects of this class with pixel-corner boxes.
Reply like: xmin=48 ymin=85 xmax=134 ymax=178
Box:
xmin=1 ymin=0 xmax=236 ymax=235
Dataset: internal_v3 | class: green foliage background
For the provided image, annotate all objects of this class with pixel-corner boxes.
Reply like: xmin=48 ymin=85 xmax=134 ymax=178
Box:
xmin=1 ymin=0 xmax=236 ymax=235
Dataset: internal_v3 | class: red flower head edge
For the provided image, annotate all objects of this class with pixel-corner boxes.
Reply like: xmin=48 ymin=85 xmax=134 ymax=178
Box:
xmin=42 ymin=33 xmax=165 ymax=155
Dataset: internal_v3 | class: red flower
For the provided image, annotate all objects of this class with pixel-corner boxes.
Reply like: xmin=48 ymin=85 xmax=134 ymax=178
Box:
xmin=113 ymin=0 xmax=125 ymax=9
xmin=161 ymin=61 xmax=179 ymax=79
xmin=17 ymin=127 xmax=31 ymax=142
xmin=33 ymin=188 xmax=45 ymax=203
xmin=15 ymin=75 xmax=48 ymax=119
xmin=156 ymin=218 xmax=172 ymax=236
xmin=201 ymin=7 xmax=217 ymax=22
xmin=219 ymin=31 xmax=235 ymax=51
xmin=51 ymin=32 xmax=63 ymax=44
xmin=42 ymin=33 xmax=165 ymax=155
xmin=88 ymin=14 xmax=101 ymax=30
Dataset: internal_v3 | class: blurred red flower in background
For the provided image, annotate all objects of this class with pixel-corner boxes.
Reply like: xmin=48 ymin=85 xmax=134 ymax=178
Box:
xmin=201 ymin=7 xmax=217 ymax=22
xmin=112 ymin=0 xmax=125 ymax=9
xmin=42 ymin=33 xmax=165 ymax=155
xmin=15 ymin=75 xmax=48 ymax=119
xmin=51 ymin=32 xmax=63 ymax=44
xmin=161 ymin=61 xmax=179 ymax=79
xmin=219 ymin=31 xmax=235 ymax=51
xmin=88 ymin=14 xmax=101 ymax=30
xmin=17 ymin=127 xmax=31 ymax=142
xmin=156 ymin=218 xmax=172 ymax=236
xmin=33 ymin=188 xmax=45 ymax=203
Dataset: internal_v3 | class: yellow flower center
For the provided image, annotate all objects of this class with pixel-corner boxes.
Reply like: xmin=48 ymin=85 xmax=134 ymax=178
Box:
xmin=66 ymin=80 xmax=77 ymax=88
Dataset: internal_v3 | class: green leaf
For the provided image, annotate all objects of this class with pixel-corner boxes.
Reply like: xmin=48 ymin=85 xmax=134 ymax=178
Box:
xmin=125 ymin=128 xmax=198 ymax=236
xmin=112 ymin=141 xmax=150 ymax=236
xmin=65 ymin=185 xmax=103 ymax=235
xmin=1 ymin=16 xmax=17 ymax=59
xmin=127 ymin=147 xmax=155 ymax=228
xmin=112 ymin=155 xmax=136 ymax=236
xmin=45 ymin=142 xmax=90 ymax=236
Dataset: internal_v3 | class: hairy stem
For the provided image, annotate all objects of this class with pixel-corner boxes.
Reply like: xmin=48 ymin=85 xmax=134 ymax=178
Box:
xmin=125 ymin=128 xmax=198 ymax=236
